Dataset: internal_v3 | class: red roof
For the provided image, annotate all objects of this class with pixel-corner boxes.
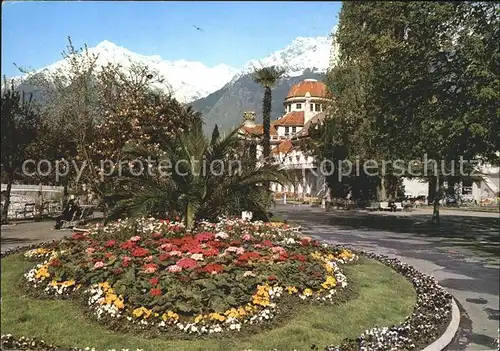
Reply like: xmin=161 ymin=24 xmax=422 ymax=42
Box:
xmin=286 ymin=79 xmax=327 ymax=99
xmin=242 ymin=124 xmax=277 ymax=136
xmin=274 ymin=111 xmax=304 ymax=126
xmin=272 ymin=140 xmax=293 ymax=155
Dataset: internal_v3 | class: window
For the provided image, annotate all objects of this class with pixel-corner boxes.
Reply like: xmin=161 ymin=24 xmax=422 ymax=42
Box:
xmin=315 ymin=103 xmax=320 ymax=111
xmin=310 ymin=104 xmax=314 ymax=112
xmin=285 ymin=127 xmax=289 ymax=135
xmin=292 ymin=126 xmax=297 ymax=134
xmin=296 ymin=103 xmax=302 ymax=109
xmin=288 ymin=105 xmax=291 ymax=112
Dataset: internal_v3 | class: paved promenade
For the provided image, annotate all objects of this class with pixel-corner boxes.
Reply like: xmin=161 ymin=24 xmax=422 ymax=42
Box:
xmin=275 ymin=205 xmax=499 ymax=351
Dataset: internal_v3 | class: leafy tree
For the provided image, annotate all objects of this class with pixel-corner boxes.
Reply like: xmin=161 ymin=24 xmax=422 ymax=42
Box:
xmin=0 ymin=78 xmax=42 ymax=221
xmin=252 ymin=66 xmax=286 ymax=163
xmin=311 ymin=2 xmax=499 ymax=222
xmin=110 ymin=124 xmax=290 ymax=229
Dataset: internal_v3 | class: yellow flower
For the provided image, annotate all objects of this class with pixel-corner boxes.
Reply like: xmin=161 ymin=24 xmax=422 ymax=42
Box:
xmin=303 ymin=288 xmax=313 ymax=296
xmin=194 ymin=315 xmax=204 ymax=323
xmin=286 ymin=286 xmax=298 ymax=294
xmin=114 ymin=298 xmax=124 ymax=309
xmin=132 ymin=307 xmax=151 ymax=318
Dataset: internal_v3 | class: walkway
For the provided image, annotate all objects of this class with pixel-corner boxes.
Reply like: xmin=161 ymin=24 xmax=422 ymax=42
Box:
xmin=275 ymin=205 xmax=499 ymax=351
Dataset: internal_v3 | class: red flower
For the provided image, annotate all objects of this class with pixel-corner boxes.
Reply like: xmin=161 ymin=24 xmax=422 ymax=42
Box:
xmin=49 ymin=259 xmax=62 ymax=267
xmin=143 ymin=263 xmax=158 ymax=273
xmin=292 ymin=254 xmax=307 ymax=262
xmin=175 ymin=216 xmax=180 ymax=221
xmin=159 ymin=253 xmax=171 ymax=261
xmin=268 ymin=275 xmax=277 ymax=281
xmin=150 ymin=277 xmax=159 ymax=285
xmin=229 ymin=240 xmax=242 ymax=246
xmin=238 ymin=251 xmax=261 ymax=262
xmin=122 ymin=256 xmax=132 ymax=267
xmin=262 ymin=240 xmax=273 ymax=247
xmin=150 ymin=288 xmax=162 ymax=296
xmin=152 ymin=233 xmax=163 ymax=239
xmin=194 ymin=232 xmax=215 ymax=242
xmin=176 ymin=258 xmax=197 ymax=269
xmin=72 ymin=233 xmax=85 ymax=240
xmin=203 ymin=248 xmax=219 ymax=257
xmin=300 ymin=238 xmax=312 ymax=246
xmin=120 ymin=241 xmax=136 ymax=250
xmin=104 ymin=240 xmax=116 ymax=248
xmin=203 ymin=263 xmax=224 ymax=274
xmin=104 ymin=252 xmax=113 ymax=259
xmin=131 ymin=247 xmax=150 ymax=257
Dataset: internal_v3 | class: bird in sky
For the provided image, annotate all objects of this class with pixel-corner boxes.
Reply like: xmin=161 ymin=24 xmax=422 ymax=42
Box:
xmin=192 ymin=25 xmax=204 ymax=32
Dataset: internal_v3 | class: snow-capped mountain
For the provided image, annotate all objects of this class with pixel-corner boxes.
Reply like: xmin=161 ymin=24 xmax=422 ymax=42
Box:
xmin=11 ymin=34 xmax=334 ymax=103
xmin=232 ymin=36 xmax=332 ymax=83
xmin=14 ymin=40 xmax=239 ymax=104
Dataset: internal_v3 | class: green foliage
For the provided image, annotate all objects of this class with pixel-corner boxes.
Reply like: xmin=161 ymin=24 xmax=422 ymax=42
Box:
xmin=109 ymin=123 xmax=291 ymax=228
xmin=1 ymin=78 xmax=43 ymax=218
xmin=310 ymin=2 xmax=500 ymax=204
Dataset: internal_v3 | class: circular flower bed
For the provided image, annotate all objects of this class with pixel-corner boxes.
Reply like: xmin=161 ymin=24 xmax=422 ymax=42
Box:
xmin=0 ymin=218 xmax=453 ymax=351
xmin=18 ymin=218 xmax=357 ymax=336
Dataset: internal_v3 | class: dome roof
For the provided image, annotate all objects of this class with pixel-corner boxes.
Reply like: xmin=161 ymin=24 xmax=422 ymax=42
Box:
xmin=286 ymin=79 xmax=327 ymax=99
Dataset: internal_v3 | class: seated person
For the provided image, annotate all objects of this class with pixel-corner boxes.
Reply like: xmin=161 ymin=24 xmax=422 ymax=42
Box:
xmin=54 ymin=200 xmax=80 ymax=229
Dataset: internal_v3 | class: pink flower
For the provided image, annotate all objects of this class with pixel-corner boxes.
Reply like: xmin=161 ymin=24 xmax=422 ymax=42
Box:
xmin=169 ymin=250 xmax=182 ymax=257
xmin=143 ymin=263 xmax=158 ymax=273
xmin=160 ymin=243 xmax=173 ymax=251
xmin=93 ymin=261 xmax=104 ymax=269
xmin=241 ymin=233 xmax=253 ymax=241
xmin=130 ymin=236 xmax=141 ymax=242
xmin=225 ymin=246 xmax=239 ymax=253
xmin=271 ymin=246 xmax=286 ymax=255
xmin=236 ymin=247 xmax=245 ymax=255
xmin=144 ymin=255 xmax=154 ymax=262
xmin=167 ymin=264 xmax=182 ymax=273
xmin=86 ymin=247 xmax=95 ymax=254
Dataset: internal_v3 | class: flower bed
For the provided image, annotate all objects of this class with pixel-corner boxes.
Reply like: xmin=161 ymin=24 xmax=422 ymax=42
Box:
xmin=19 ymin=218 xmax=358 ymax=336
xmin=0 ymin=218 xmax=453 ymax=351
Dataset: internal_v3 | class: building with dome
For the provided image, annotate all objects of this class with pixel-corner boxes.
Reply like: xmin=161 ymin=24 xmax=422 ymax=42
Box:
xmin=240 ymin=78 xmax=499 ymax=205
xmin=240 ymin=78 xmax=330 ymax=199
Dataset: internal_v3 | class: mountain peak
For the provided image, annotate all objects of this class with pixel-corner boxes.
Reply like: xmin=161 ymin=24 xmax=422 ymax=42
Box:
xmin=95 ymin=40 xmax=121 ymax=50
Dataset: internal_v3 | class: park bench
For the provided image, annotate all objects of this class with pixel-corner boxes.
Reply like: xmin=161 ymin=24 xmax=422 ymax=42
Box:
xmin=394 ymin=202 xmax=404 ymax=211
xmin=365 ymin=202 xmax=379 ymax=211
xmin=379 ymin=201 xmax=392 ymax=211
xmin=15 ymin=202 xmax=35 ymax=219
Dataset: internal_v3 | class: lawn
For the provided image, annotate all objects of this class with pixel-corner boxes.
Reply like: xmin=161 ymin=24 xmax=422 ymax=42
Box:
xmin=1 ymin=254 xmax=415 ymax=351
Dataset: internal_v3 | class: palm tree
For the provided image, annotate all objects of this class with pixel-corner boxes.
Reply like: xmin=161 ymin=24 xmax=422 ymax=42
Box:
xmin=109 ymin=121 xmax=290 ymax=229
xmin=251 ymin=66 xmax=286 ymax=164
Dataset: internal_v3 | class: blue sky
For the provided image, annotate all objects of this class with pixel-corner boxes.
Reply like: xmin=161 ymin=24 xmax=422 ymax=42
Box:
xmin=1 ymin=1 xmax=341 ymax=77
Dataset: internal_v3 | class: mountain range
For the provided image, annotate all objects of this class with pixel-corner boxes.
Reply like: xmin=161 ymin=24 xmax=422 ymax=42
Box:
xmin=9 ymin=35 xmax=335 ymax=133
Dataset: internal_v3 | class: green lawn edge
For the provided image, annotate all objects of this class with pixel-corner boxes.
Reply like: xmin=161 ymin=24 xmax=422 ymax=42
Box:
xmin=1 ymin=255 xmax=416 ymax=351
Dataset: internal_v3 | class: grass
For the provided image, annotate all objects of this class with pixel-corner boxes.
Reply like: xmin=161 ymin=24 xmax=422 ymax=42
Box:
xmin=1 ymin=255 xmax=416 ymax=351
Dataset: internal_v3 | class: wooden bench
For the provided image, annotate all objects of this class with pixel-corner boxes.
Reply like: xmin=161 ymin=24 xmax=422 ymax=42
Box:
xmin=15 ymin=202 xmax=35 ymax=219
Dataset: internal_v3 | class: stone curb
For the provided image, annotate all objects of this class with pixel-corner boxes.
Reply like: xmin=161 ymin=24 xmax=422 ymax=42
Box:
xmin=421 ymin=297 xmax=460 ymax=351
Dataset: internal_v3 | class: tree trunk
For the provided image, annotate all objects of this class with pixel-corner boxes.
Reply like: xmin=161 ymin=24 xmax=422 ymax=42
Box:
xmin=1 ymin=170 xmax=14 ymax=223
xmin=377 ymin=176 xmax=387 ymax=201
xmin=432 ymin=174 xmax=440 ymax=225
xmin=262 ymin=87 xmax=272 ymax=164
